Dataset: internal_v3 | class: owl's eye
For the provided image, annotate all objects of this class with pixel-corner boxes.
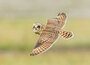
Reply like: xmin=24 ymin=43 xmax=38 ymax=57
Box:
xmin=37 ymin=26 xmax=40 ymax=28
xmin=33 ymin=26 xmax=35 ymax=28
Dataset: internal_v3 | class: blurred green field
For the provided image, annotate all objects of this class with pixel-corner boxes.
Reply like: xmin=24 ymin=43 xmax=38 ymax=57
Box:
xmin=0 ymin=18 xmax=90 ymax=65
xmin=0 ymin=51 xmax=90 ymax=65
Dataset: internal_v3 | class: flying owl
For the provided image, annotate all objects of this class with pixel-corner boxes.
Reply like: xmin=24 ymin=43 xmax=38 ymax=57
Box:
xmin=30 ymin=13 xmax=74 ymax=56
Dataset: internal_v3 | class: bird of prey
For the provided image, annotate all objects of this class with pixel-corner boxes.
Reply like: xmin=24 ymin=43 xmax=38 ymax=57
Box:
xmin=30 ymin=13 xmax=74 ymax=56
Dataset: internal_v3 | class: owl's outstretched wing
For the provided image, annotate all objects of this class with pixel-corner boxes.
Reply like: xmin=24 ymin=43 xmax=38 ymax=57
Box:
xmin=56 ymin=13 xmax=67 ymax=29
xmin=46 ymin=13 xmax=67 ymax=29
xmin=30 ymin=19 xmax=59 ymax=56
xmin=30 ymin=30 xmax=59 ymax=56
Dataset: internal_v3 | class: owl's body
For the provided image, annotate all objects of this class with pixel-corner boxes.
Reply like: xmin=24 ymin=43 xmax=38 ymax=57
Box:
xmin=31 ymin=13 xmax=74 ymax=56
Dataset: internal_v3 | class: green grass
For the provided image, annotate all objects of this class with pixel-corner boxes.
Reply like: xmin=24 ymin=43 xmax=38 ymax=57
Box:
xmin=0 ymin=51 xmax=90 ymax=65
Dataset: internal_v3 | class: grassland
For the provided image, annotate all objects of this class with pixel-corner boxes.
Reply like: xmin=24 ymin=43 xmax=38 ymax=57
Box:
xmin=0 ymin=18 xmax=90 ymax=65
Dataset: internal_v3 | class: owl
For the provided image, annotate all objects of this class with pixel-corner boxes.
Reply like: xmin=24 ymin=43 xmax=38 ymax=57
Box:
xmin=30 ymin=13 xmax=74 ymax=56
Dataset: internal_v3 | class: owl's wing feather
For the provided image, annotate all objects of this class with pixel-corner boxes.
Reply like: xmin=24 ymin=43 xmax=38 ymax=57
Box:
xmin=46 ymin=13 xmax=67 ymax=29
xmin=46 ymin=19 xmax=59 ymax=26
xmin=56 ymin=13 xmax=67 ymax=29
xmin=30 ymin=29 xmax=59 ymax=56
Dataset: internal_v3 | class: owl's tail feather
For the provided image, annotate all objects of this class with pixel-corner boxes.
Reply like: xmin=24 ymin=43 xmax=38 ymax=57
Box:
xmin=59 ymin=30 xmax=74 ymax=39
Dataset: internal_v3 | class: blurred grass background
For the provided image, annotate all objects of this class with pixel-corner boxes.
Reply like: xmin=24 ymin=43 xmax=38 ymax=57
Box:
xmin=0 ymin=0 xmax=90 ymax=65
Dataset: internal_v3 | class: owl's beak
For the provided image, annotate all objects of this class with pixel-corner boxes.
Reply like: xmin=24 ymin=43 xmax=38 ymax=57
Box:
xmin=33 ymin=27 xmax=38 ymax=32
xmin=35 ymin=28 xmax=37 ymax=30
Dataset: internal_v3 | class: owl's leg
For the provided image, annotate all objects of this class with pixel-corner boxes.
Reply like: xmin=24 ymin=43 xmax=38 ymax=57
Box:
xmin=59 ymin=30 xmax=74 ymax=39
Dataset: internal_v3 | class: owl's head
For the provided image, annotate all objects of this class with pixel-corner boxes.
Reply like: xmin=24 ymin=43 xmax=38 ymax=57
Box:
xmin=32 ymin=23 xmax=43 ymax=34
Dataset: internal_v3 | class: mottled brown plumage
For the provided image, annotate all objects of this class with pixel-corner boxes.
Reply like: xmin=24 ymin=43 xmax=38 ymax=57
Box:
xmin=30 ymin=13 xmax=74 ymax=56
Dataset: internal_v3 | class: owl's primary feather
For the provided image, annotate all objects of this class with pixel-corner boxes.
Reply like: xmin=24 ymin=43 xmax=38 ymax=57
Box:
xmin=59 ymin=30 xmax=74 ymax=39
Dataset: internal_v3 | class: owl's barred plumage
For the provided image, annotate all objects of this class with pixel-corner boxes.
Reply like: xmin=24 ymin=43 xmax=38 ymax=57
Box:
xmin=30 ymin=27 xmax=59 ymax=56
xmin=59 ymin=30 xmax=74 ymax=39
xmin=30 ymin=13 xmax=74 ymax=56
xmin=56 ymin=13 xmax=67 ymax=29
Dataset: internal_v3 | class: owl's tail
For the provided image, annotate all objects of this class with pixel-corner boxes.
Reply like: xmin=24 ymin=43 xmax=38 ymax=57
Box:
xmin=59 ymin=30 xmax=74 ymax=39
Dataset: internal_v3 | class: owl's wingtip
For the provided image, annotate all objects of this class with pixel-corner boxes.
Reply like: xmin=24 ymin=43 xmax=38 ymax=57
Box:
xmin=57 ymin=12 xmax=66 ymax=16
xmin=30 ymin=53 xmax=35 ymax=56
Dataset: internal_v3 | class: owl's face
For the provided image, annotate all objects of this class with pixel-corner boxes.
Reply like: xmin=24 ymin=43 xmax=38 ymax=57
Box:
xmin=32 ymin=23 xmax=42 ymax=34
